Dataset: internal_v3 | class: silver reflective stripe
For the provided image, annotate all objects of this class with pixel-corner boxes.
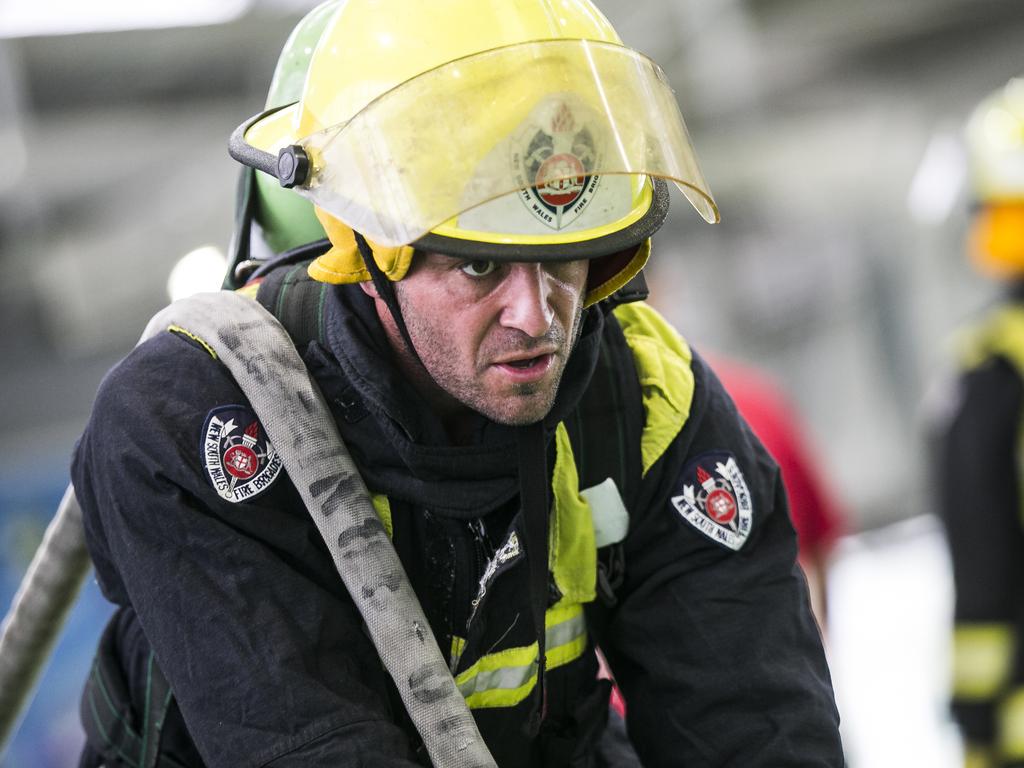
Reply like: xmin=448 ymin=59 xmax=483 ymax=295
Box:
xmin=458 ymin=660 xmax=538 ymax=698
xmin=457 ymin=608 xmax=588 ymax=700
xmin=548 ymin=610 xmax=586 ymax=652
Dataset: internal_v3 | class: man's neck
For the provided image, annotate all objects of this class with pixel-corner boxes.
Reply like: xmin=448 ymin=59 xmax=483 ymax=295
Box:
xmin=373 ymin=299 xmax=483 ymax=445
xmin=398 ymin=347 xmax=483 ymax=444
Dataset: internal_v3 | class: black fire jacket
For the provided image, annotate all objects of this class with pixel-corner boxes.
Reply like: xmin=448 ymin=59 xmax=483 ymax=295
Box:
xmin=71 ymin=280 xmax=843 ymax=767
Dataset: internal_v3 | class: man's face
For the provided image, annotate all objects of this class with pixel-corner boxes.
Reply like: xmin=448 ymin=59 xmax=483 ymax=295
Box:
xmin=381 ymin=253 xmax=589 ymax=427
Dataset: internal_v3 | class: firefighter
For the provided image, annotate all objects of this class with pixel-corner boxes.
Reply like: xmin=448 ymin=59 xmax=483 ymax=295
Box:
xmin=933 ymin=75 xmax=1024 ymax=768
xmin=72 ymin=1 xmax=843 ymax=765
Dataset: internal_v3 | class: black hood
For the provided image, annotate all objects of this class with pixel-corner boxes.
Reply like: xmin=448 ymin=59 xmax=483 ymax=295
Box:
xmin=300 ymin=283 xmax=604 ymax=518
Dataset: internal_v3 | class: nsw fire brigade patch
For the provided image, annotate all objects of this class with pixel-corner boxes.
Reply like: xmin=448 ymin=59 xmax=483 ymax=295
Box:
xmin=201 ymin=405 xmax=283 ymax=503
xmin=670 ymin=451 xmax=753 ymax=551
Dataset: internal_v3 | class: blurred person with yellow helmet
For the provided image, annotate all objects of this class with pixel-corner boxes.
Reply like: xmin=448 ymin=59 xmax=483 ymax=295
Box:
xmin=933 ymin=75 xmax=1024 ymax=768
xmin=70 ymin=2 xmax=843 ymax=766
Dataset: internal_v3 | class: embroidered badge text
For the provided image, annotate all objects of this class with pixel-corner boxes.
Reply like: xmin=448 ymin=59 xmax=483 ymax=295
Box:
xmin=202 ymin=405 xmax=283 ymax=503
xmin=670 ymin=453 xmax=753 ymax=551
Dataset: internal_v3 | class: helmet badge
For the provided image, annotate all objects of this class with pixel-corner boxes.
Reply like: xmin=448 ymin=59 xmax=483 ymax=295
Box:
xmin=513 ymin=100 xmax=603 ymax=230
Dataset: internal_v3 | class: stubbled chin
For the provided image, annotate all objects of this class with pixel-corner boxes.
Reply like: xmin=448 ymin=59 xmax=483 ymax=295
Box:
xmin=480 ymin=383 xmax=559 ymax=425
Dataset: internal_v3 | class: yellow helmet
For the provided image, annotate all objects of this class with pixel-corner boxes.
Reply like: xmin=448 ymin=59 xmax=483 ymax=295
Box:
xmin=231 ymin=0 xmax=719 ymax=305
xmin=965 ymin=76 xmax=1024 ymax=277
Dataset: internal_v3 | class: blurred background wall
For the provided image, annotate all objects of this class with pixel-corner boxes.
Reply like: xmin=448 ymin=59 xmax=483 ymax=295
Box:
xmin=1 ymin=0 xmax=1021 ymax=765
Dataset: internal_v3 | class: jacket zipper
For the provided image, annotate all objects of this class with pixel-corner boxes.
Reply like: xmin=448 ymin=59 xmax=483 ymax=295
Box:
xmin=450 ymin=518 xmax=489 ymax=673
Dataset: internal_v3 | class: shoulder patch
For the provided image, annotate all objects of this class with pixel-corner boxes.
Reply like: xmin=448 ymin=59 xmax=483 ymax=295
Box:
xmin=669 ymin=451 xmax=753 ymax=551
xmin=201 ymin=405 xmax=283 ymax=503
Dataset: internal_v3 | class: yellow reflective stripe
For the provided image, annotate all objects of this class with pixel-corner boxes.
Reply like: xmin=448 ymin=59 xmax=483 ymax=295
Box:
xmin=455 ymin=605 xmax=589 ymax=709
xmin=964 ymin=743 xmax=996 ymax=768
xmin=958 ymin=306 xmax=1024 ymax=373
xmin=550 ymin=425 xmax=596 ymax=604
xmin=450 ymin=635 xmax=467 ymax=673
xmin=612 ymin=303 xmax=695 ymax=476
xmin=370 ymin=494 xmax=393 ymax=539
xmin=456 ymin=643 xmax=539 ymax=709
xmin=952 ymin=624 xmax=1015 ymax=700
xmin=458 ymin=662 xmax=538 ymax=709
xmin=546 ymin=603 xmax=587 ymax=670
xmin=451 ymin=636 xmax=466 ymax=661
xmin=1000 ymin=688 xmax=1024 ymax=760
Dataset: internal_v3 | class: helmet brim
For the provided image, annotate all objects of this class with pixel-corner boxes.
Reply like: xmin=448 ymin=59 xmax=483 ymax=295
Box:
xmin=239 ymin=40 xmax=718 ymax=248
xmin=412 ymin=178 xmax=669 ymax=261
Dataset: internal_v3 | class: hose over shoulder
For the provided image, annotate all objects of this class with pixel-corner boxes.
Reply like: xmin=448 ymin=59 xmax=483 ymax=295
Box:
xmin=142 ymin=291 xmax=497 ymax=768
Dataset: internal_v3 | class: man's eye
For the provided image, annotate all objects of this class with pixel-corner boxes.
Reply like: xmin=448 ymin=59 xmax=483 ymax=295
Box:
xmin=459 ymin=260 xmax=498 ymax=278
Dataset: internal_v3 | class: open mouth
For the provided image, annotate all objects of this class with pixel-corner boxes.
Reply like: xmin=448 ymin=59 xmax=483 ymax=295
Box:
xmin=493 ymin=353 xmax=555 ymax=380
xmin=505 ymin=355 xmax=545 ymax=369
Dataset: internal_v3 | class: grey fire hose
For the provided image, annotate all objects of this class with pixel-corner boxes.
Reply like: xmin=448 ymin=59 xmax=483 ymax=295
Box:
xmin=0 ymin=291 xmax=496 ymax=768
xmin=0 ymin=485 xmax=91 ymax=753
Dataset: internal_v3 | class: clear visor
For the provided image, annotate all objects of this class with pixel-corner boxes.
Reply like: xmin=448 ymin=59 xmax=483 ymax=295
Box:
xmin=295 ymin=39 xmax=718 ymax=247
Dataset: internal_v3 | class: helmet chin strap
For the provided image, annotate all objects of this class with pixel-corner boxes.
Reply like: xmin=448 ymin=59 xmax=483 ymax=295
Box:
xmin=354 ymin=231 xmax=425 ymax=369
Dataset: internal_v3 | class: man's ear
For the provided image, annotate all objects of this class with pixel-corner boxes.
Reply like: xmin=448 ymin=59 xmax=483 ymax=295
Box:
xmin=359 ymin=280 xmax=381 ymax=299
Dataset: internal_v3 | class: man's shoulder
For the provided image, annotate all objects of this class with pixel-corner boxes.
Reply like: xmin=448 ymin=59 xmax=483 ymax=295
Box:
xmin=91 ymin=325 xmax=241 ymax=424
xmin=76 ymin=323 xmax=283 ymax=507
xmin=596 ymin=301 xmax=697 ymax=477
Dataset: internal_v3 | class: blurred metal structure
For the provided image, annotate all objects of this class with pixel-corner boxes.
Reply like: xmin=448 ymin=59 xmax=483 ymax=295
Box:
xmin=0 ymin=0 xmax=1022 ymax=543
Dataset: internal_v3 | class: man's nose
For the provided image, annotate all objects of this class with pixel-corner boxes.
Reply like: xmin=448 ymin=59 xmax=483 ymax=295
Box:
xmin=498 ymin=264 xmax=556 ymax=338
